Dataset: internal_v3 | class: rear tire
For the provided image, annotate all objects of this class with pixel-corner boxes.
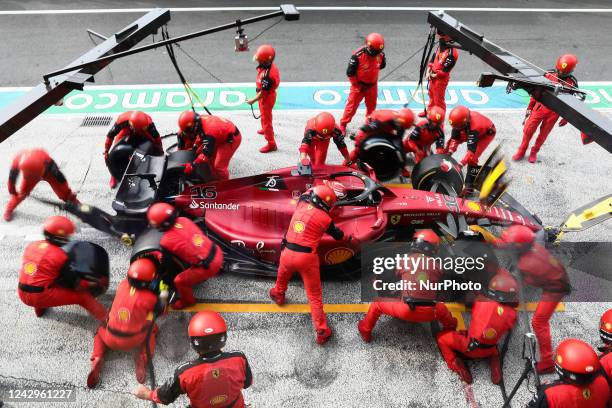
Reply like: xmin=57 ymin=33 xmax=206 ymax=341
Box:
xmin=358 ymin=135 xmax=405 ymax=181
xmin=411 ymin=154 xmax=464 ymax=196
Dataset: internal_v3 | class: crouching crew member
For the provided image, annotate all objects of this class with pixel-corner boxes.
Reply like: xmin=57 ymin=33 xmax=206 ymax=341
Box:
xmin=357 ymin=229 xmax=457 ymax=342
xmin=177 ymin=111 xmax=242 ymax=181
xmin=269 ymin=181 xmax=348 ymax=345
xmin=340 ymin=33 xmax=386 ymax=133
xmin=347 ymin=108 xmax=415 ymax=165
xmin=134 ymin=311 xmax=252 ymax=408
xmin=446 ymin=106 xmax=496 ymax=167
xmin=597 ymin=309 xmax=612 ymax=395
xmin=528 ymin=339 xmax=610 ymax=407
xmin=436 ymin=272 xmax=518 ymax=384
xmin=246 ymin=44 xmax=280 ymax=153
xmin=299 ymin=112 xmax=350 ymax=167
xmin=404 ymin=106 xmax=446 ymax=164
xmin=147 ymin=203 xmax=223 ymax=310
xmin=513 ymin=54 xmax=579 ymax=163
xmin=497 ymin=225 xmax=571 ymax=374
xmin=17 ymin=216 xmax=107 ymax=321
xmin=4 ymin=148 xmax=79 ymax=221
xmin=87 ymin=258 xmax=167 ymax=388
xmin=104 ymin=110 xmax=163 ymax=188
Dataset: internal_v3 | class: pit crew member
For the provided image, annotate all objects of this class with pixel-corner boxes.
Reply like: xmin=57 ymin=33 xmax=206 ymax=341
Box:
xmin=299 ymin=112 xmax=350 ymax=166
xmin=404 ymin=106 xmax=446 ymax=164
xmin=446 ymin=105 xmax=496 ymax=167
xmin=420 ymin=30 xmax=458 ymax=117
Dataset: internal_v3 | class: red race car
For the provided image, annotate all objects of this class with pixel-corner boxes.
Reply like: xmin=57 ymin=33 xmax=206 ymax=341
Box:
xmin=56 ymin=146 xmax=540 ymax=279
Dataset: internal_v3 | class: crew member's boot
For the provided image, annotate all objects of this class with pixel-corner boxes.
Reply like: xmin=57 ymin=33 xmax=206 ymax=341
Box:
xmin=528 ymin=147 xmax=538 ymax=163
xmin=316 ymin=327 xmax=332 ymax=345
xmin=87 ymin=357 xmax=104 ymax=388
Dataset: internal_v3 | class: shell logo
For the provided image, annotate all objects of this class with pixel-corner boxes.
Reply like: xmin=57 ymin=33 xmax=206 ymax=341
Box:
xmin=210 ymin=394 xmax=228 ymax=405
xmin=117 ymin=307 xmax=130 ymax=322
xmin=582 ymin=388 xmax=591 ymax=400
xmin=211 ymin=369 xmax=221 ymax=379
xmin=497 ymin=306 xmax=504 ymax=316
xmin=23 ymin=262 xmax=37 ymax=276
xmin=483 ymin=327 xmax=497 ymax=340
xmin=293 ymin=221 xmax=305 ymax=234
xmin=467 ymin=201 xmax=482 ymax=212
xmin=192 ymin=234 xmax=205 ymax=247
xmin=325 ymin=247 xmax=355 ymax=265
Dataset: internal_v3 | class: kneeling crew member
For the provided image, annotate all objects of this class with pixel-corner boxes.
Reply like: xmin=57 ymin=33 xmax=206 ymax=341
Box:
xmin=87 ymin=258 xmax=167 ymax=388
xmin=404 ymin=106 xmax=446 ymax=164
xmin=269 ymin=181 xmax=348 ymax=345
xmin=528 ymin=339 xmax=610 ymax=407
xmin=178 ymin=111 xmax=242 ymax=181
xmin=17 ymin=216 xmax=107 ymax=321
xmin=134 ymin=311 xmax=252 ymax=408
xmin=436 ymin=272 xmax=518 ymax=384
xmin=357 ymin=229 xmax=457 ymax=342
xmin=446 ymin=105 xmax=496 ymax=167
xmin=147 ymin=203 xmax=223 ymax=310
xmin=299 ymin=112 xmax=350 ymax=166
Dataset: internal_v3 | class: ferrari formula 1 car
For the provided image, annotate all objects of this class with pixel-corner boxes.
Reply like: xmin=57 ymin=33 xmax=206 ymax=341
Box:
xmin=56 ymin=143 xmax=541 ymax=279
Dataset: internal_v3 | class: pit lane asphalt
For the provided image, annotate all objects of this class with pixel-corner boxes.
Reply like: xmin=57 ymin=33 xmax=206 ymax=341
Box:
xmin=2 ymin=1 xmax=612 ymax=407
xmin=0 ymin=0 xmax=611 ymax=87
xmin=0 ymin=109 xmax=611 ymax=407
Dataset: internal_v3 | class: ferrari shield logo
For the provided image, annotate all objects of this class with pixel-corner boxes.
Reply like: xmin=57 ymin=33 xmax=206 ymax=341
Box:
xmin=212 ymin=369 xmax=221 ymax=379
xmin=390 ymin=215 xmax=401 ymax=225
xmin=23 ymin=262 xmax=37 ymax=276
xmin=497 ymin=306 xmax=504 ymax=316
xmin=582 ymin=388 xmax=591 ymax=400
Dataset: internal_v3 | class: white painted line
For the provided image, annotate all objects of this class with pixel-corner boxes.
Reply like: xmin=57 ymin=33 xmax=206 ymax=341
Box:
xmin=0 ymin=6 xmax=611 ymax=15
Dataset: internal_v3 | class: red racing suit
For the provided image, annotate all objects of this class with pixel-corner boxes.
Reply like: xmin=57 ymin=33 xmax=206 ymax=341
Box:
xmin=17 ymin=240 xmax=107 ymax=321
xmin=404 ymin=119 xmax=446 ymax=163
xmin=517 ymin=244 xmax=571 ymax=367
xmin=5 ymin=149 xmax=78 ymax=219
xmin=599 ymin=347 xmax=612 ymax=396
xmin=104 ymin=111 xmax=163 ymax=156
xmin=436 ymin=296 xmax=516 ymax=370
xmin=361 ymin=253 xmax=457 ymax=332
xmin=427 ymin=45 xmax=458 ymax=112
xmin=341 ymin=46 xmax=386 ymax=129
xmin=527 ymin=377 xmax=610 ymax=408
xmin=256 ymin=63 xmax=280 ymax=144
xmin=348 ymin=110 xmax=402 ymax=162
xmin=160 ymin=217 xmax=223 ymax=307
xmin=446 ymin=111 xmax=496 ymax=166
xmin=152 ymin=351 xmax=252 ymax=408
xmin=90 ymin=279 xmax=162 ymax=374
xmin=519 ymin=72 xmax=578 ymax=154
xmin=273 ymin=195 xmax=345 ymax=333
xmin=300 ymin=117 xmax=349 ymax=165
xmin=191 ymin=115 xmax=242 ymax=180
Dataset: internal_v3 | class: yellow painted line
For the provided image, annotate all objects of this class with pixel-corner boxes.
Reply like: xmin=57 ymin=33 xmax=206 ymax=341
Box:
xmin=171 ymin=302 xmax=562 ymax=313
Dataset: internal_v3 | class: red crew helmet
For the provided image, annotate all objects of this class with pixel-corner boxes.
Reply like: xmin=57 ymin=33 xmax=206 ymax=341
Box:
xmin=178 ymin=110 xmax=198 ymax=133
xmin=448 ymin=106 xmax=470 ymax=129
xmin=396 ymin=109 xmax=415 ymax=129
xmin=411 ymin=229 xmax=440 ymax=255
xmin=486 ymin=271 xmax=519 ymax=303
xmin=253 ymin=44 xmax=275 ymax=64
xmin=556 ymin=54 xmax=578 ymax=75
xmin=127 ymin=258 xmax=157 ymax=289
xmin=147 ymin=202 xmax=178 ymax=231
xmin=19 ymin=150 xmax=47 ymax=179
xmin=554 ymin=339 xmax=600 ymax=384
xmin=427 ymin=106 xmax=445 ymax=125
xmin=311 ymin=180 xmax=346 ymax=211
xmin=600 ymin=309 xmax=612 ymax=345
xmin=366 ymin=33 xmax=385 ymax=52
xmin=314 ymin=112 xmax=336 ymax=136
xmin=128 ymin=111 xmax=149 ymax=132
xmin=43 ymin=215 xmax=75 ymax=246
xmin=188 ymin=311 xmax=228 ymax=353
